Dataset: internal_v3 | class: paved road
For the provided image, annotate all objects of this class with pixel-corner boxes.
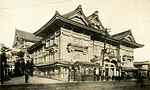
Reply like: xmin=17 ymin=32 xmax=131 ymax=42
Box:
xmin=1 ymin=76 xmax=64 ymax=85
xmin=1 ymin=81 xmax=150 ymax=90
xmin=1 ymin=76 xmax=150 ymax=90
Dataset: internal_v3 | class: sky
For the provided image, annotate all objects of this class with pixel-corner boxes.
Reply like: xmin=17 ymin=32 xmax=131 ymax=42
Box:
xmin=0 ymin=0 xmax=150 ymax=61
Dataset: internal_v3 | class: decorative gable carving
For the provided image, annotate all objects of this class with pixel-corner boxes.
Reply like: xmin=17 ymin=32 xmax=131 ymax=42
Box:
xmin=63 ymin=5 xmax=90 ymax=26
xmin=87 ymin=11 xmax=105 ymax=30
xmin=70 ymin=16 xmax=87 ymax=25
xmin=112 ymin=30 xmax=136 ymax=42
xmin=13 ymin=35 xmax=24 ymax=49
xmin=124 ymin=34 xmax=136 ymax=42
xmin=13 ymin=29 xmax=43 ymax=50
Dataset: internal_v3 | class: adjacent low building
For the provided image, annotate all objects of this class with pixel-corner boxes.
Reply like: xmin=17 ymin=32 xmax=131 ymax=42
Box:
xmin=0 ymin=43 xmax=13 ymax=83
xmin=134 ymin=61 xmax=150 ymax=79
xmin=12 ymin=5 xmax=144 ymax=81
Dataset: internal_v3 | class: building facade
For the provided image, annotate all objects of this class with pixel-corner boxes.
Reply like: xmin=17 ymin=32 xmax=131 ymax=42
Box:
xmin=13 ymin=5 xmax=144 ymax=81
xmin=134 ymin=61 xmax=150 ymax=79
xmin=0 ymin=43 xmax=12 ymax=83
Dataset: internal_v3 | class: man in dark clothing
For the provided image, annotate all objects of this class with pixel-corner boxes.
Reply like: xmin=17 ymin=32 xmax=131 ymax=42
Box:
xmin=25 ymin=70 xmax=29 ymax=83
xmin=140 ymin=76 xmax=145 ymax=88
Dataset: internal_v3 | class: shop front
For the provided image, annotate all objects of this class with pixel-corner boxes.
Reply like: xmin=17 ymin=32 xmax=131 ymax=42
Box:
xmin=74 ymin=61 xmax=99 ymax=81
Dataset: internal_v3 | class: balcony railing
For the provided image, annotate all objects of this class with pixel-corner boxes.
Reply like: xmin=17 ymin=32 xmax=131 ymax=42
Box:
xmin=122 ymin=55 xmax=134 ymax=59
xmin=45 ymin=43 xmax=58 ymax=53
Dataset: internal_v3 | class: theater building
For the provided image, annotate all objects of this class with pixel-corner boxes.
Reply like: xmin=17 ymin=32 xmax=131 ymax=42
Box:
xmin=12 ymin=5 xmax=144 ymax=81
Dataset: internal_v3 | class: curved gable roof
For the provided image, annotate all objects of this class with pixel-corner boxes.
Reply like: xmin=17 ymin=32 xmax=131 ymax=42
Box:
xmin=112 ymin=30 xmax=144 ymax=48
xmin=63 ymin=5 xmax=91 ymax=26
xmin=13 ymin=29 xmax=42 ymax=47
xmin=112 ymin=29 xmax=136 ymax=42
xmin=87 ymin=11 xmax=105 ymax=30
xmin=15 ymin=29 xmax=42 ymax=42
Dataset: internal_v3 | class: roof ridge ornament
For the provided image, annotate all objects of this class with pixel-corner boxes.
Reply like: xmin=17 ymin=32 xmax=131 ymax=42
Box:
xmin=94 ymin=11 xmax=98 ymax=16
xmin=78 ymin=5 xmax=82 ymax=9
xmin=55 ymin=11 xmax=60 ymax=15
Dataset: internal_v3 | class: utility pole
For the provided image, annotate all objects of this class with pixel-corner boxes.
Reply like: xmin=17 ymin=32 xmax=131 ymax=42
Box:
xmin=23 ymin=41 xmax=27 ymax=64
xmin=101 ymin=28 xmax=110 ymax=81
xmin=0 ymin=44 xmax=8 ymax=84
xmin=0 ymin=46 xmax=4 ymax=84
xmin=118 ymin=39 xmax=123 ymax=77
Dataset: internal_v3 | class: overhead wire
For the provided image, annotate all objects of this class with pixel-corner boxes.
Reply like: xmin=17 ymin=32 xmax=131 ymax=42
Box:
xmin=0 ymin=0 xmax=72 ymax=10
xmin=0 ymin=0 xmax=73 ymax=29
xmin=0 ymin=11 xmax=41 ymax=29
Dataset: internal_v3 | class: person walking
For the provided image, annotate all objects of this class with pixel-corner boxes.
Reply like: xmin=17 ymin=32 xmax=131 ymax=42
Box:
xmin=140 ymin=76 xmax=145 ymax=88
xmin=25 ymin=70 xmax=29 ymax=83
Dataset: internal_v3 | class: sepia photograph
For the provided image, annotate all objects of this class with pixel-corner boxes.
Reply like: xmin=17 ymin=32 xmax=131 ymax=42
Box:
xmin=0 ymin=0 xmax=150 ymax=90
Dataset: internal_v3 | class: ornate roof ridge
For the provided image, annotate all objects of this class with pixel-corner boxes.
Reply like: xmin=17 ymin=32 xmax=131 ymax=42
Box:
xmin=112 ymin=29 xmax=131 ymax=37
xmin=15 ymin=28 xmax=42 ymax=42
xmin=87 ymin=11 xmax=105 ymax=31
xmin=62 ymin=5 xmax=91 ymax=26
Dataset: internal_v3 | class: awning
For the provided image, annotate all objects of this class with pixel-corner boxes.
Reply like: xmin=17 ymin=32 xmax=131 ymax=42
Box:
xmin=74 ymin=61 xmax=99 ymax=67
xmin=51 ymin=61 xmax=74 ymax=67
xmin=35 ymin=62 xmax=54 ymax=67
xmin=140 ymin=68 xmax=150 ymax=71
xmin=122 ymin=67 xmax=138 ymax=71
xmin=35 ymin=61 xmax=74 ymax=68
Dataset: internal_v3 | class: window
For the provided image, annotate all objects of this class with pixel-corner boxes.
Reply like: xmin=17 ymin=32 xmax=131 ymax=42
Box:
xmin=46 ymin=40 xmax=50 ymax=47
xmin=35 ymin=58 xmax=37 ymax=64
xmin=111 ymin=65 xmax=114 ymax=67
xmin=127 ymin=59 xmax=132 ymax=62
xmin=105 ymin=64 xmax=108 ymax=67
xmin=94 ymin=45 xmax=100 ymax=56
xmin=50 ymin=39 xmax=54 ymax=46
xmin=43 ymin=56 xmax=46 ymax=63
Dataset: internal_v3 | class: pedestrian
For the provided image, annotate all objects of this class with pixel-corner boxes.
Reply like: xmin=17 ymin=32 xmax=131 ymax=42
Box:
xmin=25 ymin=70 xmax=29 ymax=83
xmin=140 ymin=76 xmax=145 ymax=88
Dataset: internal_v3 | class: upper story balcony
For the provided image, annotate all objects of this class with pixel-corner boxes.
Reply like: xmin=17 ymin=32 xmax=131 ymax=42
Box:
xmin=122 ymin=55 xmax=134 ymax=61
xmin=45 ymin=43 xmax=58 ymax=53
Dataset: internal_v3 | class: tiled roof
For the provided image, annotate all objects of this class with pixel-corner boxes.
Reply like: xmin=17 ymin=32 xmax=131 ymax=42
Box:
xmin=33 ymin=5 xmax=143 ymax=49
xmin=134 ymin=61 xmax=150 ymax=65
xmin=87 ymin=11 xmax=111 ymax=36
xmin=112 ymin=30 xmax=131 ymax=40
xmin=122 ymin=67 xmax=138 ymax=71
xmin=35 ymin=61 xmax=74 ymax=67
xmin=87 ymin=11 xmax=105 ymax=30
xmin=74 ymin=61 xmax=99 ymax=66
xmin=111 ymin=30 xmax=144 ymax=48
xmin=15 ymin=29 xmax=42 ymax=43
xmin=62 ymin=5 xmax=90 ymax=26
xmin=63 ymin=5 xmax=82 ymax=18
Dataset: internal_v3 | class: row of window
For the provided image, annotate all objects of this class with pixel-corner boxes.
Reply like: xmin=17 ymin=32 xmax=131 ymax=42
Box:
xmin=34 ymin=56 xmax=46 ymax=64
xmin=34 ymin=48 xmax=44 ymax=56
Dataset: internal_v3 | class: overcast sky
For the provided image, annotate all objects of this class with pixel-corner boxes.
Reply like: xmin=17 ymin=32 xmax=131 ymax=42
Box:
xmin=0 ymin=0 xmax=150 ymax=61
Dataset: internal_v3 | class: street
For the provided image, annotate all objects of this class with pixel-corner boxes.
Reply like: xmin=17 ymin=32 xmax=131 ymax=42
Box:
xmin=1 ymin=76 xmax=150 ymax=90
